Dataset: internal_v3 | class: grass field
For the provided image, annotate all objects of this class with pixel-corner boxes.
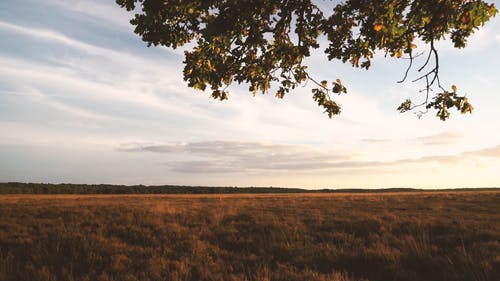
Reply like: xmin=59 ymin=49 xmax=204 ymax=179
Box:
xmin=0 ymin=191 xmax=499 ymax=281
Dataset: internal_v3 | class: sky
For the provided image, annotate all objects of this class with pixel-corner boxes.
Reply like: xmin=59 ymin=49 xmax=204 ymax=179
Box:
xmin=1 ymin=0 xmax=500 ymax=189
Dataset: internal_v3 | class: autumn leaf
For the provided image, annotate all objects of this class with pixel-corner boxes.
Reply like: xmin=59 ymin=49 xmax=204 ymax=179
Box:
xmin=373 ymin=23 xmax=384 ymax=32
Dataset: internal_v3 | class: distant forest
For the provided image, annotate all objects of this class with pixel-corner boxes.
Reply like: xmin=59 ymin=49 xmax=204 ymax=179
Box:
xmin=0 ymin=182 xmax=497 ymax=194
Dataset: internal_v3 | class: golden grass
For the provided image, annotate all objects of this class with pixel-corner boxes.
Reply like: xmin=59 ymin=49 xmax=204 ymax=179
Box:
xmin=0 ymin=191 xmax=499 ymax=281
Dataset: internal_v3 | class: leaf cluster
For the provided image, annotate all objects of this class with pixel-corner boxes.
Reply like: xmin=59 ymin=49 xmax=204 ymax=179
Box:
xmin=398 ymin=85 xmax=473 ymax=120
xmin=116 ymin=0 xmax=497 ymax=119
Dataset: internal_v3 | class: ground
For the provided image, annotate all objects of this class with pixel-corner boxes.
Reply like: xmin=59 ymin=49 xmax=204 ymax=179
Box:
xmin=0 ymin=191 xmax=499 ymax=281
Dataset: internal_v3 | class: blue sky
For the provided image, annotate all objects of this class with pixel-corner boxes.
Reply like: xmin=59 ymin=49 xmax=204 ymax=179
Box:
xmin=1 ymin=0 xmax=500 ymax=188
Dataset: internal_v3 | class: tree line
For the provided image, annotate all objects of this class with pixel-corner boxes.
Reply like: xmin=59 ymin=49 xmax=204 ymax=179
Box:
xmin=0 ymin=182 xmax=496 ymax=194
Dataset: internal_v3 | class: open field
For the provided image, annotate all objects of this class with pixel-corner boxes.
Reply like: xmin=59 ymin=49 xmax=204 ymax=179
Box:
xmin=0 ymin=191 xmax=499 ymax=281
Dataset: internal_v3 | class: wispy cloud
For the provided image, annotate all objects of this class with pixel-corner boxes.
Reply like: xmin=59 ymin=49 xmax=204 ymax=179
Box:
xmin=0 ymin=121 xmax=120 ymax=146
xmin=23 ymin=88 xmax=113 ymax=120
xmin=361 ymin=138 xmax=389 ymax=143
xmin=0 ymin=56 xmax=186 ymax=116
xmin=464 ymin=145 xmax=500 ymax=158
xmin=415 ymin=131 xmax=462 ymax=145
xmin=0 ymin=20 xmax=106 ymax=55
xmin=120 ymin=141 xmax=351 ymax=173
xmin=40 ymin=0 xmax=132 ymax=30
xmin=0 ymin=19 xmax=182 ymax=65
xmin=0 ymin=18 xmax=211 ymax=122
xmin=119 ymin=140 xmax=500 ymax=174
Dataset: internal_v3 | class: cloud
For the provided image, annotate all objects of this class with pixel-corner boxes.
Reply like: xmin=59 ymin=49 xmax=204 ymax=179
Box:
xmin=119 ymin=140 xmax=500 ymax=174
xmin=18 ymin=88 xmax=113 ymax=120
xmin=0 ymin=20 xmax=107 ymax=56
xmin=120 ymin=140 xmax=348 ymax=160
xmin=415 ymin=131 xmax=462 ymax=145
xmin=0 ymin=56 xmax=189 ymax=117
xmin=0 ymin=121 xmax=120 ymax=146
xmin=464 ymin=145 xmax=500 ymax=158
xmin=0 ymin=19 xmax=184 ymax=68
xmin=41 ymin=0 xmax=133 ymax=30
xmin=361 ymin=138 xmax=389 ymax=143
xmin=0 ymin=18 xmax=217 ymax=123
xmin=119 ymin=141 xmax=351 ymax=173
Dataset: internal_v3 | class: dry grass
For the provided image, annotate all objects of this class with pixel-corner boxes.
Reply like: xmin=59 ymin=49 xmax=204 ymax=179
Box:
xmin=0 ymin=191 xmax=499 ymax=281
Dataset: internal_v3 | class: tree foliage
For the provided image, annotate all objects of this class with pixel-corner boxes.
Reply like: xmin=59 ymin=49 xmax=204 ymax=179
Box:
xmin=116 ymin=0 xmax=497 ymax=120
